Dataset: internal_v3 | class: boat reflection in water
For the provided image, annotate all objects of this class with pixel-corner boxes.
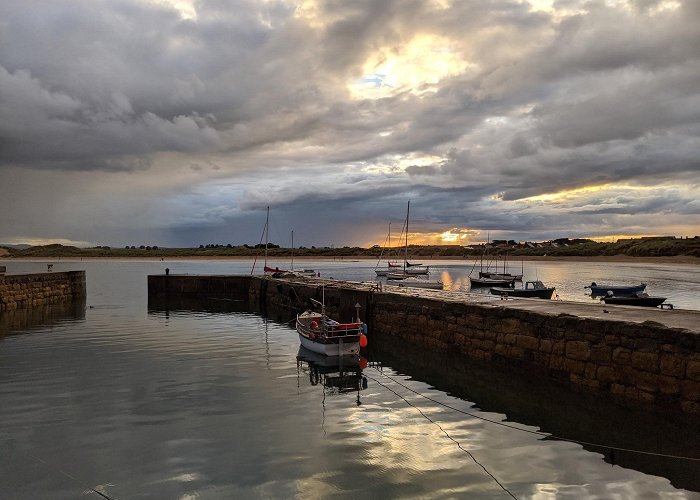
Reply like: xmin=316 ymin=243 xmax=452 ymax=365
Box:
xmin=296 ymin=346 xmax=368 ymax=404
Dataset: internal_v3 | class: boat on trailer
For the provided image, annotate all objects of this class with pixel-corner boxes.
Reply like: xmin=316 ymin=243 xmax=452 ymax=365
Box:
xmin=296 ymin=297 xmax=368 ymax=356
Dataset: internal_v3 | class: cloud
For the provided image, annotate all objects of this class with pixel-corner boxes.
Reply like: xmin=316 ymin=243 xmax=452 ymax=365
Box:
xmin=0 ymin=0 xmax=699 ymax=245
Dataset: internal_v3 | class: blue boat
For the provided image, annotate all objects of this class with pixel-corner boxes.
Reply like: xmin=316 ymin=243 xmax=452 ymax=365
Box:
xmin=585 ymin=282 xmax=646 ymax=297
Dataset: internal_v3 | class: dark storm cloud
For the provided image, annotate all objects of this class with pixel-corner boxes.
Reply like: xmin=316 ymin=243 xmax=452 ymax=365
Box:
xmin=1 ymin=0 xmax=699 ymax=245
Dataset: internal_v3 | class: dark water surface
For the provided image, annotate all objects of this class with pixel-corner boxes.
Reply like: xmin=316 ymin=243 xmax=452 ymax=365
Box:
xmin=1 ymin=260 xmax=699 ymax=499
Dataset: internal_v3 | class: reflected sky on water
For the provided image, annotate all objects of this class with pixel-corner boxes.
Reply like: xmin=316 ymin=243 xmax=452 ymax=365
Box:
xmin=0 ymin=259 xmax=699 ymax=499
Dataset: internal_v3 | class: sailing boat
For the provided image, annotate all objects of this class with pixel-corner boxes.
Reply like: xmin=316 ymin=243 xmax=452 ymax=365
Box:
xmin=289 ymin=230 xmax=316 ymax=277
xmin=386 ymin=201 xmax=443 ymax=289
xmin=375 ymin=222 xmax=402 ymax=277
xmin=478 ymin=252 xmax=523 ymax=281
xmin=253 ymin=206 xmax=289 ymax=274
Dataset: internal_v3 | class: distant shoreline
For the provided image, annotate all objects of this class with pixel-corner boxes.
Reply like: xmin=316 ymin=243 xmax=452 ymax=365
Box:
xmin=3 ymin=255 xmax=698 ymax=265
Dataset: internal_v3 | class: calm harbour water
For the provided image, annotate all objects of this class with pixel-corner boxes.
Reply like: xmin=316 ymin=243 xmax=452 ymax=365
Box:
xmin=1 ymin=259 xmax=699 ymax=499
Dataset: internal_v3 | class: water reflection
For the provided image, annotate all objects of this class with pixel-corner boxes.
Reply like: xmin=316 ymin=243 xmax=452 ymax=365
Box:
xmin=296 ymin=346 xmax=367 ymax=406
xmin=0 ymin=298 xmax=85 ymax=338
xmin=2 ymin=261 xmax=699 ymax=498
xmin=369 ymin=335 xmax=700 ymax=493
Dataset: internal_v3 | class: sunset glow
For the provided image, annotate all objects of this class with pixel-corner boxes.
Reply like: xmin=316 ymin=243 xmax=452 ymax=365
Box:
xmin=352 ymin=35 xmax=471 ymax=98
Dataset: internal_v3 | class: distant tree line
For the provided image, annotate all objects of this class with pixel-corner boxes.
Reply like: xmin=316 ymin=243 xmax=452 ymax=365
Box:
xmin=2 ymin=236 xmax=698 ymax=258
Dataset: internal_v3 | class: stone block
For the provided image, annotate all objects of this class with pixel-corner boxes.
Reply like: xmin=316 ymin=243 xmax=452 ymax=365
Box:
xmin=589 ymin=345 xmax=612 ymax=365
xmin=631 ymin=352 xmax=659 ymax=373
xmin=659 ymin=354 xmax=685 ymax=377
xmin=625 ymin=386 xmax=655 ymax=403
xmin=516 ymin=335 xmax=539 ymax=351
xmin=597 ymin=366 xmax=615 ymax=384
xmin=680 ymin=401 xmax=700 ymax=413
xmin=612 ymin=347 xmax=631 ymax=364
xmin=610 ymin=383 xmax=626 ymax=396
xmin=566 ymin=341 xmax=590 ymax=361
xmin=564 ymin=358 xmax=586 ymax=375
xmin=504 ymin=334 xmax=516 ymax=345
xmin=501 ymin=318 xmax=521 ymax=334
xmin=533 ymin=352 xmax=550 ymax=366
xmin=549 ymin=355 xmax=565 ymax=371
xmin=681 ymin=380 xmax=700 ymax=401
xmin=539 ymin=339 xmax=553 ymax=353
xmin=658 ymin=375 xmax=680 ymax=396
xmin=508 ymin=346 xmax=525 ymax=359
xmin=686 ymin=360 xmax=700 ymax=382
xmin=628 ymin=369 xmax=658 ymax=393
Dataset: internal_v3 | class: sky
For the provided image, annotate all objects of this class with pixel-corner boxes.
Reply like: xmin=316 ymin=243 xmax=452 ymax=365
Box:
xmin=1 ymin=0 xmax=699 ymax=248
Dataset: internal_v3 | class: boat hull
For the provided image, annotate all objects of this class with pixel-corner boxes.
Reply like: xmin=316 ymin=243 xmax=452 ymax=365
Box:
xmin=587 ymin=283 xmax=646 ymax=297
xmin=601 ymin=296 xmax=666 ymax=307
xmin=395 ymin=279 xmax=444 ymax=290
xmin=298 ymin=333 xmax=361 ymax=356
xmin=490 ymin=287 xmax=555 ymax=299
xmin=479 ymin=272 xmax=523 ymax=281
xmin=470 ymin=277 xmax=515 ymax=287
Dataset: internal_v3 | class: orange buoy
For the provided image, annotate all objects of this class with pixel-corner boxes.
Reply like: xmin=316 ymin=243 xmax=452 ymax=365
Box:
xmin=359 ymin=357 xmax=368 ymax=369
xmin=359 ymin=334 xmax=368 ymax=348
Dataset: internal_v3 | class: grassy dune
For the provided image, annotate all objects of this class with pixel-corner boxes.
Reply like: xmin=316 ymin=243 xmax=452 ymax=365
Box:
xmin=2 ymin=238 xmax=699 ymax=259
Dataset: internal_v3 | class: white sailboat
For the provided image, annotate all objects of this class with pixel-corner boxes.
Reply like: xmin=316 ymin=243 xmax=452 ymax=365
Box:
xmin=386 ymin=201 xmax=443 ymax=290
xmin=290 ymin=230 xmax=316 ymax=277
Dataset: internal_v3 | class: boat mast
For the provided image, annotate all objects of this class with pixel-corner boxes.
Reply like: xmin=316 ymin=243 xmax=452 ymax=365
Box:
xmin=291 ymin=230 xmax=294 ymax=272
xmin=264 ymin=206 xmax=270 ymax=269
xmin=404 ymin=200 xmax=410 ymax=273
xmin=388 ymin=221 xmax=391 ymax=263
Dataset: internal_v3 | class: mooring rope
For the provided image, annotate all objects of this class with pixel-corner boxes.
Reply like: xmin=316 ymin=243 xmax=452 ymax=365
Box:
xmin=13 ymin=447 xmax=120 ymax=500
xmin=364 ymin=373 xmax=518 ymax=499
xmin=371 ymin=368 xmax=700 ymax=462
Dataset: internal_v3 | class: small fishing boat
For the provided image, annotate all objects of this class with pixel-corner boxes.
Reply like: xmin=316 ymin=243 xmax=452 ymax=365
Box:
xmin=585 ymin=282 xmax=646 ymax=297
xmin=470 ymin=275 xmax=516 ymax=287
xmin=601 ymin=292 xmax=667 ymax=307
xmin=296 ymin=297 xmax=368 ymax=356
xmin=490 ymin=280 xmax=555 ymax=299
xmin=394 ymin=277 xmax=444 ymax=290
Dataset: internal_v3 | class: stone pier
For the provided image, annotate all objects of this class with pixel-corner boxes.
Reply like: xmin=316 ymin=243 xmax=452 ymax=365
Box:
xmin=148 ymin=274 xmax=700 ymax=414
xmin=0 ymin=271 xmax=86 ymax=312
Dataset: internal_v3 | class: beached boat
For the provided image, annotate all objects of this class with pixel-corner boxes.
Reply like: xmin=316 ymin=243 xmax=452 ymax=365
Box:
xmin=490 ymin=280 xmax=555 ymax=299
xmin=479 ymin=271 xmax=523 ymax=281
xmin=601 ymin=292 xmax=667 ymax=307
xmin=395 ymin=277 xmax=444 ymax=290
xmin=296 ymin=297 xmax=368 ymax=356
xmin=470 ymin=275 xmax=516 ymax=287
xmin=586 ymin=282 xmax=646 ymax=297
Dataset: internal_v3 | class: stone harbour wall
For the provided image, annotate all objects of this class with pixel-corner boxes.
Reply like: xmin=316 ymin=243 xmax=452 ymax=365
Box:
xmin=371 ymin=293 xmax=700 ymax=414
xmin=0 ymin=271 xmax=86 ymax=312
xmin=147 ymin=274 xmax=700 ymax=414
